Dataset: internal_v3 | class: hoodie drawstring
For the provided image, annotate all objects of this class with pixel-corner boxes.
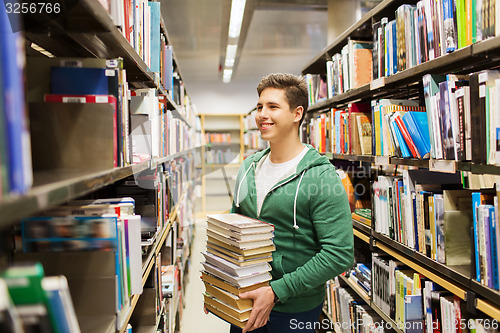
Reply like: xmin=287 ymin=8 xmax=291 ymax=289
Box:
xmin=293 ymin=170 xmax=306 ymax=229
xmin=235 ymin=162 xmax=254 ymax=207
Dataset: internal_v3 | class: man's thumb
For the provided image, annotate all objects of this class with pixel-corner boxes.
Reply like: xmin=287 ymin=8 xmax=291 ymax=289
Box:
xmin=239 ymin=291 xmax=251 ymax=299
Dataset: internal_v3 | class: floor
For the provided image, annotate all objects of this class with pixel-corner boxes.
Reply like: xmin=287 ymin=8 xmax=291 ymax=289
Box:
xmin=179 ymin=218 xmax=230 ymax=333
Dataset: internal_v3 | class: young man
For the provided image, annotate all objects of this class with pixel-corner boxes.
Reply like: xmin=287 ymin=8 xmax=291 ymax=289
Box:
xmin=229 ymin=73 xmax=354 ymax=333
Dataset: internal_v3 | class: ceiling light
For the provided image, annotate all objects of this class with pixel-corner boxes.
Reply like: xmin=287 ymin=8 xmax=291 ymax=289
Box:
xmin=223 ymin=68 xmax=233 ymax=83
xmin=228 ymin=0 xmax=246 ymax=39
xmin=224 ymin=44 xmax=238 ymax=67
xmin=30 ymin=42 xmax=55 ymax=58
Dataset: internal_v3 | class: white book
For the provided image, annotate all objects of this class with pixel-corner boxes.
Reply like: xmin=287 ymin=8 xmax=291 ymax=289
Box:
xmin=124 ymin=215 xmax=143 ymax=295
xmin=42 ymin=276 xmax=81 ymax=333
xmin=201 ymin=262 xmax=272 ymax=288
xmin=202 ymin=252 xmax=271 ymax=278
xmin=207 ymin=214 xmax=274 ymax=234
xmin=207 ymin=222 xmax=272 ymax=242
xmin=206 ymin=229 xmax=274 ymax=250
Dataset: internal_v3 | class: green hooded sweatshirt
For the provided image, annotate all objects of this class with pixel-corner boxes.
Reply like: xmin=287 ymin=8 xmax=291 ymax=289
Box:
xmin=230 ymin=145 xmax=354 ymax=313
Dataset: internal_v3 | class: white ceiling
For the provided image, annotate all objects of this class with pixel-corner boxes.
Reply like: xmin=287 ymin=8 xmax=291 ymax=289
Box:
xmin=160 ymin=0 xmax=328 ymax=115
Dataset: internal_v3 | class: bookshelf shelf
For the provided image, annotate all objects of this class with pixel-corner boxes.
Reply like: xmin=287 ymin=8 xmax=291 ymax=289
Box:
xmin=371 ymin=232 xmax=471 ymax=287
xmin=326 ymin=153 xmax=500 ymax=175
xmin=24 ymin=0 xmax=160 ymax=88
xmin=353 ymin=229 xmax=370 ymax=244
xmin=302 ymin=0 xmax=407 ymax=74
xmin=339 ymin=275 xmax=371 ymax=305
xmin=374 ymin=241 xmax=467 ymax=300
xmin=321 ymin=308 xmax=342 ymax=333
xmin=352 ymin=219 xmax=371 ymax=236
xmin=470 ymin=280 xmax=500 ymax=311
xmin=0 ymin=146 xmax=196 ymax=229
xmin=0 ymin=161 xmax=150 ymax=228
xmin=369 ymin=301 xmax=404 ymax=333
xmin=118 ymin=188 xmax=186 ymax=333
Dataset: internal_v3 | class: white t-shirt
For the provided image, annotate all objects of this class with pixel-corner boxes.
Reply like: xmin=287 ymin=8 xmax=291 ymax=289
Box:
xmin=255 ymin=146 xmax=309 ymax=216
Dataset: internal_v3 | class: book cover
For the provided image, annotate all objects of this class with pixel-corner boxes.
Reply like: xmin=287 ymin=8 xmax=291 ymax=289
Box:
xmin=349 ymin=40 xmax=372 ymax=89
xmin=204 ymin=301 xmax=247 ymax=329
xmin=42 ymin=276 xmax=80 ymax=333
xmin=402 ymin=111 xmax=431 ymax=159
xmin=206 ymin=246 xmax=272 ymax=267
xmin=372 ymin=21 xmax=381 ymax=80
xmin=207 ymin=236 xmax=275 ymax=257
xmin=201 ymin=262 xmax=272 ymax=288
xmin=202 ymin=252 xmax=271 ymax=278
xmin=394 ymin=113 xmax=420 ymax=158
xmin=201 ymin=272 xmax=269 ymax=296
xmin=0 ymin=5 xmax=32 ymax=195
xmin=422 ymin=74 xmax=446 ymax=159
xmin=442 ymin=0 xmax=457 ymax=53
xmin=203 ymin=282 xmax=253 ymax=311
xmin=148 ymin=2 xmax=161 ymax=73
xmin=0 ymin=278 xmax=24 ymax=333
xmin=207 ymin=214 xmax=274 ymax=234
xmin=207 ymin=229 xmax=274 ymax=250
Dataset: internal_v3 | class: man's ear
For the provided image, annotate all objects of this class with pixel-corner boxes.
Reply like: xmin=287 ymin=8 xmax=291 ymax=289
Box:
xmin=294 ymin=106 xmax=304 ymax=123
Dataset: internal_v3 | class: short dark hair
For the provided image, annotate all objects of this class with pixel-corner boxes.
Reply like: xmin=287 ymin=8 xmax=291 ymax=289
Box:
xmin=257 ymin=73 xmax=308 ymax=126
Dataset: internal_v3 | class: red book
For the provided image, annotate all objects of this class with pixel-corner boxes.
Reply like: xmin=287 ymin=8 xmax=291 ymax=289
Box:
xmin=394 ymin=113 xmax=420 ymax=158
xmin=44 ymin=94 xmax=118 ymax=167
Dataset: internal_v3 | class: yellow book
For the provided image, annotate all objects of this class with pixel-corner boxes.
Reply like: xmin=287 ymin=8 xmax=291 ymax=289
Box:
xmin=201 ymin=272 xmax=269 ymax=295
xmin=204 ymin=293 xmax=251 ymax=321
xmin=203 ymin=282 xmax=253 ymax=310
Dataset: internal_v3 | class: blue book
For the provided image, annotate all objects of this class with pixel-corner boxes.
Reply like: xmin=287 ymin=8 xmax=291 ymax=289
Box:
xmin=21 ymin=216 xmax=123 ymax=310
xmin=390 ymin=116 xmax=411 ymax=158
xmin=0 ymin=3 xmax=31 ymax=195
xmin=489 ymin=206 xmax=499 ymax=290
xmin=405 ymin=294 xmax=424 ymax=333
xmin=148 ymin=2 xmax=161 ymax=72
xmin=472 ymin=192 xmax=482 ymax=282
xmin=402 ymin=111 xmax=431 ymax=159
xmin=442 ymin=0 xmax=457 ymax=53
xmin=50 ymin=67 xmax=109 ymax=95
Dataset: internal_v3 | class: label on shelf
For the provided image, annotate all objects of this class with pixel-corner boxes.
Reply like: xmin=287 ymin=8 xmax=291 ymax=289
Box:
xmin=429 ymin=159 xmax=457 ymax=173
xmin=375 ymin=155 xmax=390 ymax=165
xmin=370 ymin=77 xmax=385 ymax=90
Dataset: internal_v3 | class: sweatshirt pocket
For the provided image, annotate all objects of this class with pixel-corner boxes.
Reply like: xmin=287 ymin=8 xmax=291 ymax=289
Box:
xmin=270 ymin=252 xmax=285 ymax=279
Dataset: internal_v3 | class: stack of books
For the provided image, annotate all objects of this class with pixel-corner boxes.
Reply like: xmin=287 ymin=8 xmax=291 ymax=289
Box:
xmin=201 ymin=213 xmax=275 ymax=328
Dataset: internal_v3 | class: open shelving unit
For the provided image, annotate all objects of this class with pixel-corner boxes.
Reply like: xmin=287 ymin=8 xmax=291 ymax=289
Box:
xmin=300 ymin=0 xmax=500 ymax=329
xmin=0 ymin=1 xmax=197 ymax=332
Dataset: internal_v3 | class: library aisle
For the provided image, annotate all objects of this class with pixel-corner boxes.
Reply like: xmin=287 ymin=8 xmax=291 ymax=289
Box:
xmin=180 ymin=219 xmax=230 ymax=333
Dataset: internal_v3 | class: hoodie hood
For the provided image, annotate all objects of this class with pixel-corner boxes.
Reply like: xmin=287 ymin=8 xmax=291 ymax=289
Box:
xmin=234 ymin=144 xmax=334 ymax=228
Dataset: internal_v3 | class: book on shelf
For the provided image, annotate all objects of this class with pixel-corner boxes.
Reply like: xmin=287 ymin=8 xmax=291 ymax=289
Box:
xmin=0 ymin=278 xmax=24 ymax=333
xmin=2 ymin=263 xmax=61 ymax=333
xmin=1 ymin=4 xmax=32 ymax=196
xmin=41 ymin=275 xmax=81 ymax=333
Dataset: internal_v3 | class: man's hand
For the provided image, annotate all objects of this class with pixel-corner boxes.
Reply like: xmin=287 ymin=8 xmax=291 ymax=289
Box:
xmin=239 ymin=286 xmax=275 ymax=333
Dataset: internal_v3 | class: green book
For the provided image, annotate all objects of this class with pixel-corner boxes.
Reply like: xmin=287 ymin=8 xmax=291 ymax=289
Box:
xmin=472 ymin=0 xmax=477 ymax=43
xmin=3 ymin=263 xmax=60 ymax=333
